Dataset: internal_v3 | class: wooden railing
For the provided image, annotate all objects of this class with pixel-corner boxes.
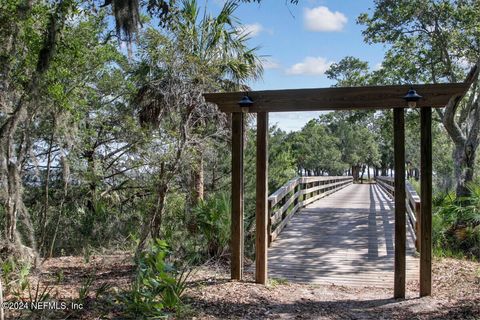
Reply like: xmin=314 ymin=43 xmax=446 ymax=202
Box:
xmin=268 ymin=176 xmax=353 ymax=245
xmin=375 ymin=176 xmax=421 ymax=250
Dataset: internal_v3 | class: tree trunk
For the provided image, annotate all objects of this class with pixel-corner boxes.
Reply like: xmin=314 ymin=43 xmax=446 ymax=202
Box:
xmin=0 ymin=2 xmax=69 ymax=253
xmin=191 ymin=152 xmax=204 ymax=206
xmin=441 ymin=63 xmax=479 ymax=198
xmin=211 ymin=159 xmax=216 ymax=191
xmin=137 ymin=182 xmax=169 ymax=254
xmin=5 ymin=163 xmax=20 ymax=243
xmin=39 ymin=128 xmax=55 ymax=254
xmin=453 ymin=141 xmax=477 ymax=198
xmin=360 ymin=165 xmax=366 ymax=184
xmin=151 ymin=185 xmax=168 ymax=239
xmin=85 ymin=148 xmax=97 ymax=214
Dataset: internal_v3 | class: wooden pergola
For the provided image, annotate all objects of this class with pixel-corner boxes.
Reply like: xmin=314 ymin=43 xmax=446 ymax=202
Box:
xmin=203 ymin=82 xmax=472 ymax=298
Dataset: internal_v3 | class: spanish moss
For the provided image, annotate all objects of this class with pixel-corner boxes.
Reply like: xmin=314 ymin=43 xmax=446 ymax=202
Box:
xmin=112 ymin=0 xmax=141 ymax=42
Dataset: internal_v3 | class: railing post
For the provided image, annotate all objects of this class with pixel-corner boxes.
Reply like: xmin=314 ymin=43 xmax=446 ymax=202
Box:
xmin=300 ymin=178 xmax=305 ymax=204
xmin=294 ymin=183 xmax=299 ymax=207
xmin=415 ymin=201 xmax=421 ymax=251
xmin=279 ymin=193 xmax=286 ymax=220
xmin=267 ymin=200 xmax=272 ymax=247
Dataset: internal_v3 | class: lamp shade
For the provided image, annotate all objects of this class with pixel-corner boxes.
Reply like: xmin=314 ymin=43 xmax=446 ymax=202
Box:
xmin=238 ymin=95 xmax=254 ymax=108
xmin=403 ymin=88 xmax=422 ymax=107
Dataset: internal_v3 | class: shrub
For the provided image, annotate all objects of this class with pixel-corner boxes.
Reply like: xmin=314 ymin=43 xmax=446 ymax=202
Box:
xmin=1 ymin=258 xmax=30 ymax=297
xmin=433 ymin=184 xmax=480 ymax=259
xmin=193 ymin=192 xmax=231 ymax=259
xmin=119 ymin=239 xmax=190 ymax=319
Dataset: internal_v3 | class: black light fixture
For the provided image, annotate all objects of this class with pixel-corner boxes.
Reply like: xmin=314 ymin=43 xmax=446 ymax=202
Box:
xmin=403 ymin=87 xmax=422 ymax=108
xmin=238 ymin=95 xmax=253 ymax=113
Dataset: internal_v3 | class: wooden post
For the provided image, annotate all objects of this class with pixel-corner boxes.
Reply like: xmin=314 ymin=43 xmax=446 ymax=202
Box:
xmin=393 ymin=108 xmax=406 ymax=299
xmin=256 ymin=112 xmax=268 ymax=284
xmin=293 ymin=184 xmax=299 ymax=206
xmin=420 ymin=107 xmax=432 ymax=296
xmin=267 ymin=201 xmax=272 ymax=247
xmin=231 ymin=112 xmax=244 ymax=280
xmin=415 ymin=201 xmax=421 ymax=251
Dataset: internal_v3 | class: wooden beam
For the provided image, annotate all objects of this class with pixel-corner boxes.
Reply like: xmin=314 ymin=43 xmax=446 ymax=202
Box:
xmin=393 ymin=108 xmax=406 ymax=299
xmin=256 ymin=112 xmax=268 ymax=284
xmin=204 ymin=83 xmax=471 ymax=113
xmin=420 ymin=107 xmax=432 ymax=296
xmin=231 ymin=112 xmax=244 ymax=280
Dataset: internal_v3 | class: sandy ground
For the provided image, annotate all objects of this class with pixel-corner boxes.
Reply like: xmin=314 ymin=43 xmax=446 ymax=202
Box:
xmin=4 ymin=253 xmax=480 ymax=319
xmin=185 ymin=258 xmax=480 ymax=320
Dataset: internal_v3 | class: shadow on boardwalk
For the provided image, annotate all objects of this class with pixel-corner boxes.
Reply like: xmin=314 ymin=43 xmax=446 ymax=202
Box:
xmin=267 ymin=183 xmax=419 ymax=287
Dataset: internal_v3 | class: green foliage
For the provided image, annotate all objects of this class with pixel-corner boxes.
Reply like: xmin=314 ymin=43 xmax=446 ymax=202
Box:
xmin=268 ymin=127 xmax=297 ymax=190
xmin=433 ymin=184 xmax=480 ymax=259
xmin=243 ymin=125 xmax=298 ymax=258
xmin=289 ymin=119 xmax=345 ymax=176
xmin=193 ymin=192 xmax=231 ymax=259
xmin=326 ymin=56 xmax=371 ymax=87
xmin=120 ymin=240 xmax=191 ymax=318
xmin=2 ymin=1 xmax=480 ymax=311
xmin=1 ymin=258 xmax=31 ymax=296
xmin=78 ymin=274 xmax=95 ymax=303
xmin=358 ymin=0 xmax=480 ymax=198
xmin=268 ymin=277 xmax=288 ymax=287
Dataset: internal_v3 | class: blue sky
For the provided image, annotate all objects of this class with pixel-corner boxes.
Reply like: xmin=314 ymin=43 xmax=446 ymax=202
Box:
xmin=210 ymin=0 xmax=388 ymax=131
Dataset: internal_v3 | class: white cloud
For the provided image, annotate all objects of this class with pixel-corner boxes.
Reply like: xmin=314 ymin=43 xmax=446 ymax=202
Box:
xmin=261 ymin=58 xmax=280 ymax=70
xmin=286 ymin=56 xmax=333 ymax=75
xmin=237 ymin=23 xmax=264 ymax=37
xmin=304 ymin=6 xmax=348 ymax=32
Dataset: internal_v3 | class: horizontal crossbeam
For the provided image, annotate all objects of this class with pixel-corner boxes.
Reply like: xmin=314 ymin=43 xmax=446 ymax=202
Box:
xmin=204 ymin=83 xmax=471 ymax=113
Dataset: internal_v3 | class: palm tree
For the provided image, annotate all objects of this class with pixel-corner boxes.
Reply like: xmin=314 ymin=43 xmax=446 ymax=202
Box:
xmin=107 ymin=0 xmax=296 ymax=43
xmin=174 ymin=0 xmax=263 ymax=90
xmin=134 ymin=0 xmax=263 ymax=248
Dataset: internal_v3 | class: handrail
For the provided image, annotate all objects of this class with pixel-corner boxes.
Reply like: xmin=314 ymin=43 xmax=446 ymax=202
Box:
xmin=375 ymin=176 xmax=421 ymax=250
xmin=268 ymin=176 xmax=353 ymax=245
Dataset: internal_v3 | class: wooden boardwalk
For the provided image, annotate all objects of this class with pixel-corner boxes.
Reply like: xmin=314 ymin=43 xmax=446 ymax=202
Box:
xmin=268 ymin=183 xmax=419 ymax=287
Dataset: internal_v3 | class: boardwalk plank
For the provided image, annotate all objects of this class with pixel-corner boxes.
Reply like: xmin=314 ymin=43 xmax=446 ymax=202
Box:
xmin=266 ymin=183 xmax=419 ymax=288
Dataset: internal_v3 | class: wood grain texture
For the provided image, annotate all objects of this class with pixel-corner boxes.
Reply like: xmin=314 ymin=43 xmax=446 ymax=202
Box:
xmin=393 ymin=108 xmax=406 ymax=298
xmin=255 ymin=112 xmax=268 ymax=284
xmin=231 ymin=112 xmax=244 ymax=280
xmin=420 ymin=107 xmax=432 ymax=297
xmin=265 ymin=184 xmax=419 ymax=289
xmin=204 ymin=83 xmax=471 ymax=113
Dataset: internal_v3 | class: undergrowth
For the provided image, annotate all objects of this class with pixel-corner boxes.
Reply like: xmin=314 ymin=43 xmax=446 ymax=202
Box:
xmin=433 ymin=183 xmax=480 ymax=260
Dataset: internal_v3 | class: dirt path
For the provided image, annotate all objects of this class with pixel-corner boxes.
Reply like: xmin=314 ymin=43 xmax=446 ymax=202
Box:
xmin=6 ymin=254 xmax=480 ymax=319
xmin=185 ymin=258 xmax=480 ymax=319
